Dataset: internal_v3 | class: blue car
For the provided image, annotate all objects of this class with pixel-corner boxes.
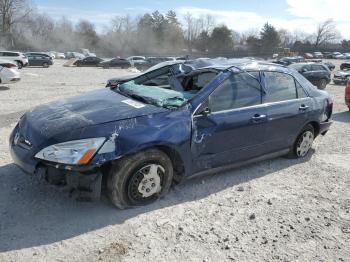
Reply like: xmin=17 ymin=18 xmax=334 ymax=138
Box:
xmin=9 ymin=58 xmax=333 ymax=208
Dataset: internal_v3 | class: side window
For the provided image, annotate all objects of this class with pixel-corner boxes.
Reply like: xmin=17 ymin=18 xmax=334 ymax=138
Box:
xmin=209 ymin=72 xmax=262 ymax=112
xmin=311 ymin=65 xmax=324 ymax=71
xmin=295 ymin=81 xmax=307 ymax=98
xmin=263 ymin=72 xmax=297 ymax=103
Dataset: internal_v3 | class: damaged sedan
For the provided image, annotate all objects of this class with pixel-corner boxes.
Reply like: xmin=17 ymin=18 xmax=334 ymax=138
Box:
xmin=10 ymin=59 xmax=333 ymax=209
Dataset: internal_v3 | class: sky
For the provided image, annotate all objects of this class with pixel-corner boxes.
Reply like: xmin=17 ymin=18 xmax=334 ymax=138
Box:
xmin=35 ymin=0 xmax=350 ymax=38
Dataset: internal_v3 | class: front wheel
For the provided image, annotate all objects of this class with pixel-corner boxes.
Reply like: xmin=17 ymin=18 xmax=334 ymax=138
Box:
xmin=107 ymin=149 xmax=173 ymax=209
xmin=43 ymin=62 xmax=49 ymax=68
xmin=288 ymin=124 xmax=315 ymax=158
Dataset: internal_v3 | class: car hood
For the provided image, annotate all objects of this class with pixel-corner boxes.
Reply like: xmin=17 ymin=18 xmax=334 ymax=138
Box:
xmin=21 ymin=88 xmax=167 ymax=140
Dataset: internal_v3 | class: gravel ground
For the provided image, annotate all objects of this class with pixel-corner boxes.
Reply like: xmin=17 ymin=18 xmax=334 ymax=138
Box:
xmin=0 ymin=60 xmax=349 ymax=262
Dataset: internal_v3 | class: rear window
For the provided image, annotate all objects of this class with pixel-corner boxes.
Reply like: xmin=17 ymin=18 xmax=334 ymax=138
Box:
xmin=263 ymin=72 xmax=297 ymax=103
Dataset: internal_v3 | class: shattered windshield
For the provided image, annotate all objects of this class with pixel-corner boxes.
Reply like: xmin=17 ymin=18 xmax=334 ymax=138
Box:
xmin=118 ymin=80 xmax=195 ymax=109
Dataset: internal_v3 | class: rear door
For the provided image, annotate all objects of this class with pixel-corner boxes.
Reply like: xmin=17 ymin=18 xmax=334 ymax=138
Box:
xmin=262 ymin=71 xmax=313 ymax=152
xmin=191 ymin=72 xmax=268 ymax=172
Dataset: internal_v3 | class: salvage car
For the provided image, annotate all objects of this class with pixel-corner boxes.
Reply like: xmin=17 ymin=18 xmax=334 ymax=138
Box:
xmin=289 ymin=63 xmax=331 ymax=89
xmin=10 ymin=59 xmax=333 ymax=208
xmin=98 ymin=58 xmax=131 ymax=69
xmin=333 ymin=68 xmax=350 ymax=85
xmin=75 ymin=56 xmax=104 ymax=67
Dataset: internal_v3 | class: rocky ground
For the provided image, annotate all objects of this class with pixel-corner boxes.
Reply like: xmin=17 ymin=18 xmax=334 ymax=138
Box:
xmin=0 ymin=60 xmax=349 ymax=262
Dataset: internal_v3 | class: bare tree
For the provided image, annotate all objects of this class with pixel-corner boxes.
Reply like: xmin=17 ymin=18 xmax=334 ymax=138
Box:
xmin=0 ymin=0 xmax=31 ymax=47
xmin=314 ymin=19 xmax=340 ymax=48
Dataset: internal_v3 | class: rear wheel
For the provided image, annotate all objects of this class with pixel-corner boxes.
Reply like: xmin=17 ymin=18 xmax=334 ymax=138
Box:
xmin=107 ymin=149 xmax=173 ymax=209
xmin=288 ymin=124 xmax=314 ymax=158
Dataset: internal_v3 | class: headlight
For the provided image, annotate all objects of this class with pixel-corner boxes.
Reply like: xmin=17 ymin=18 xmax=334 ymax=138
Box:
xmin=35 ymin=137 xmax=106 ymax=165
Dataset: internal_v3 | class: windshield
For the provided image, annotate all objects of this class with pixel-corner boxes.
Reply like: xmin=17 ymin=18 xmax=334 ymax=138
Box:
xmin=118 ymin=80 xmax=195 ymax=109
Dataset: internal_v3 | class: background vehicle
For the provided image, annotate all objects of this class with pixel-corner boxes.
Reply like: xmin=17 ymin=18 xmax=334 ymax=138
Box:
xmin=340 ymin=62 xmax=350 ymax=70
xmin=27 ymin=54 xmax=53 ymax=68
xmin=98 ymin=58 xmax=131 ymax=69
xmin=10 ymin=59 xmax=333 ymax=208
xmin=289 ymin=63 xmax=331 ymax=89
xmin=333 ymin=69 xmax=350 ymax=85
xmin=135 ymin=57 xmax=176 ymax=71
xmin=304 ymin=53 xmax=313 ymax=59
xmin=0 ymin=51 xmax=28 ymax=69
xmin=272 ymin=56 xmax=305 ymax=66
xmin=56 ymin=52 xmax=66 ymax=59
xmin=127 ymin=56 xmax=147 ymax=67
xmin=346 ymin=79 xmax=350 ymax=111
xmin=343 ymin=53 xmax=350 ymax=59
xmin=0 ymin=65 xmax=20 ymax=84
xmin=75 ymin=56 xmax=104 ymax=67
xmin=65 ymin=52 xmax=85 ymax=59
xmin=313 ymin=52 xmax=323 ymax=58
xmin=25 ymin=52 xmax=53 ymax=61
xmin=332 ymin=52 xmax=344 ymax=59
xmin=323 ymin=61 xmax=335 ymax=71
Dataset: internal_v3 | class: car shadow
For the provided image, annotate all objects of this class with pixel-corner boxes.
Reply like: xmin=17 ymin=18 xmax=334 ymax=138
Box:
xmin=0 ymin=86 xmax=9 ymax=91
xmin=332 ymin=111 xmax=350 ymax=123
xmin=0 ymin=151 xmax=314 ymax=252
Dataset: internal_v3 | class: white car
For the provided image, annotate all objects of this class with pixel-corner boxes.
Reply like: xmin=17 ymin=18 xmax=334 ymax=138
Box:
xmin=0 ymin=51 xmax=28 ymax=69
xmin=0 ymin=64 xmax=20 ymax=84
xmin=56 ymin=52 xmax=66 ymax=59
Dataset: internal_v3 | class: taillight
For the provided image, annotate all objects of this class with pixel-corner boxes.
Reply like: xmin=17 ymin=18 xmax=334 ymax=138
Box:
xmin=0 ymin=63 xmax=17 ymax=68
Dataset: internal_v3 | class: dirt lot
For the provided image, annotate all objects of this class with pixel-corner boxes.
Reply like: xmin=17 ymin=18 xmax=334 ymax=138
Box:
xmin=0 ymin=60 xmax=349 ymax=262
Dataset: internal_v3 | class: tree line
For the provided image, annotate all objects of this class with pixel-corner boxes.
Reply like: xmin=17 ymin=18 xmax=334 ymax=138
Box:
xmin=1 ymin=0 xmax=349 ymax=57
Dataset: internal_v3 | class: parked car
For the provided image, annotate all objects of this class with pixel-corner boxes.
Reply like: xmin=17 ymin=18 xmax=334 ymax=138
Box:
xmin=289 ymin=63 xmax=331 ymax=89
xmin=333 ymin=68 xmax=350 ymax=85
xmin=65 ymin=52 xmax=85 ymax=59
xmin=27 ymin=54 xmax=53 ymax=68
xmin=323 ymin=61 xmax=335 ymax=71
xmin=9 ymin=59 xmax=333 ymax=208
xmin=304 ymin=53 xmax=314 ymax=59
xmin=331 ymin=52 xmax=345 ymax=59
xmin=75 ymin=56 xmax=104 ymax=67
xmin=135 ymin=57 xmax=176 ymax=71
xmin=343 ymin=53 xmax=350 ymax=59
xmin=340 ymin=62 xmax=350 ymax=70
xmin=313 ymin=52 xmax=323 ymax=58
xmin=272 ymin=56 xmax=304 ymax=66
xmin=0 ymin=51 xmax=28 ymax=69
xmin=25 ymin=52 xmax=53 ymax=61
xmin=323 ymin=52 xmax=332 ymax=58
xmin=345 ymin=79 xmax=350 ymax=111
xmin=0 ymin=64 xmax=20 ymax=84
xmin=56 ymin=52 xmax=66 ymax=59
xmin=98 ymin=58 xmax=131 ymax=69
xmin=126 ymin=56 xmax=147 ymax=67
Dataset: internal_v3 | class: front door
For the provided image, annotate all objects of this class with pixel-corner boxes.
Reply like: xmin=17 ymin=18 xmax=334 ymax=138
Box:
xmin=191 ymin=72 xmax=268 ymax=173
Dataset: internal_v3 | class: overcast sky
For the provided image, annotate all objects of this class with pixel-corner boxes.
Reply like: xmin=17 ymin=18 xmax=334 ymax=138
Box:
xmin=35 ymin=0 xmax=350 ymax=38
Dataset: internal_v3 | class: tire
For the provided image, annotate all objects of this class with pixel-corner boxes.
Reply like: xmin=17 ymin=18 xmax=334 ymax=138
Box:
xmin=16 ymin=61 xmax=23 ymax=69
xmin=318 ymin=79 xmax=327 ymax=90
xmin=287 ymin=124 xmax=315 ymax=158
xmin=43 ymin=62 xmax=49 ymax=68
xmin=107 ymin=149 xmax=173 ymax=209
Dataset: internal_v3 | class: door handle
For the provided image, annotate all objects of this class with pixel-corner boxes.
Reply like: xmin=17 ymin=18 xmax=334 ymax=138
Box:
xmin=299 ymin=104 xmax=309 ymax=111
xmin=251 ymin=114 xmax=267 ymax=123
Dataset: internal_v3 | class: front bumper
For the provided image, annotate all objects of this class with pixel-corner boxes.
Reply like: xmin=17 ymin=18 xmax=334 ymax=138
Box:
xmin=9 ymin=127 xmax=103 ymax=200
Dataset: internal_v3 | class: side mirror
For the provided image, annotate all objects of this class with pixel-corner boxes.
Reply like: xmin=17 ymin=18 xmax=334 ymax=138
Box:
xmin=301 ymin=68 xmax=308 ymax=73
xmin=201 ymin=107 xmax=211 ymax=116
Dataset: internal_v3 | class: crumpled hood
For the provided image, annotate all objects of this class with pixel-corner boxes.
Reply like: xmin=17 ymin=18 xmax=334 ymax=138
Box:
xmin=21 ymin=88 xmax=166 ymax=140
